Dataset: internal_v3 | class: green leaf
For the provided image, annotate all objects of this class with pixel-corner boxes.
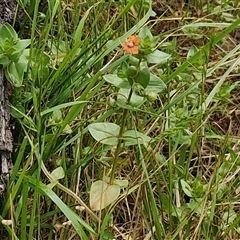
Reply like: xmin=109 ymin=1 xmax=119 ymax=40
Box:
xmin=103 ymin=176 xmax=129 ymax=189
xmin=90 ymin=180 xmax=120 ymax=211
xmin=126 ymin=66 xmax=138 ymax=86
xmin=145 ymin=50 xmax=171 ymax=64
xmin=5 ymin=58 xmax=27 ymax=87
xmin=159 ymin=193 xmax=174 ymax=214
xmin=74 ymin=5 xmax=93 ymax=44
xmin=128 ymin=55 xmax=139 ymax=66
xmin=10 ymin=39 xmax=31 ymax=62
xmin=103 ymin=74 xmax=131 ymax=89
xmin=135 ymin=67 xmax=150 ymax=88
xmin=145 ymin=74 xmax=166 ymax=93
xmin=52 ymin=109 xmax=63 ymax=123
xmin=139 ymin=26 xmax=153 ymax=39
xmin=47 ymin=167 xmax=65 ymax=189
xmin=88 ymin=122 xmax=120 ymax=145
xmin=117 ymin=88 xmax=145 ymax=107
xmin=187 ymin=45 xmax=198 ymax=60
xmin=0 ymin=23 xmax=18 ymax=42
xmin=180 ymin=179 xmax=192 ymax=197
xmin=122 ymin=130 xmax=151 ymax=146
xmin=41 ymin=101 xmax=87 ymax=116
xmin=50 ymin=167 xmax=65 ymax=180
xmin=10 ymin=104 xmax=25 ymax=118
xmin=0 ymin=55 xmax=11 ymax=66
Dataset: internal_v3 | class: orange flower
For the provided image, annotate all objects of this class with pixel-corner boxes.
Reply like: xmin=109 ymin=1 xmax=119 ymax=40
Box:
xmin=122 ymin=35 xmax=141 ymax=54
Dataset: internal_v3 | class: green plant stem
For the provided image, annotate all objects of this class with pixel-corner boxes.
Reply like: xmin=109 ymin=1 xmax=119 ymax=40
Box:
xmin=110 ymin=57 xmax=141 ymax=184
xmin=110 ymin=89 xmax=133 ymax=184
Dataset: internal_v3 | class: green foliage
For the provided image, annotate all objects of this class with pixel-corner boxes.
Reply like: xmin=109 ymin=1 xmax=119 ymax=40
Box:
xmin=88 ymin=123 xmax=120 ymax=146
xmin=1 ymin=0 xmax=240 ymax=239
xmin=0 ymin=23 xmax=30 ymax=86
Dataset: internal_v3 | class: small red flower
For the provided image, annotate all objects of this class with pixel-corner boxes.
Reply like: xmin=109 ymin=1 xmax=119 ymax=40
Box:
xmin=122 ymin=35 xmax=141 ymax=54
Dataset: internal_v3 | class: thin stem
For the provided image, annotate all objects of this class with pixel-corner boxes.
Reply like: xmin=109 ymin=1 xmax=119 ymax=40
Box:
xmin=110 ymin=89 xmax=133 ymax=184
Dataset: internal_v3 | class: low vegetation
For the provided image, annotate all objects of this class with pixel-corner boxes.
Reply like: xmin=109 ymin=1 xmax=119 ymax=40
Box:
xmin=0 ymin=0 xmax=240 ymax=239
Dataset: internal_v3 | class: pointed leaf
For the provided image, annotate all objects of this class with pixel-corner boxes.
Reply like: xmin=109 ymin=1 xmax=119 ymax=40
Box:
xmin=5 ymin=57 xmax=27 ymax=87
xmin=145 ymin=74 xmax=166 ymax=93
xmin=122 ymin=130 xmax=151 ymax=146
xmin=103 ymin=74 xmax=130 ymax=89
xmin=139 ymin=26 xmax=153 ymax=39
xmin=135 ymin=68 xmax=150 ymax=88
xmin=103 ymin=176 xmax=129 ymax=189
xmin=145 ymin=50 xmax=171 ymax=64
xmin=117 ymin=88 xmax=145 ymax=108
xmin=0 ymin=23 xmax=18 ymax=42
xmin=180 ymin=179 xmax=192 ymax=197
xmin=88 ymin=123 xmax=120 ymax=145
xmin=10 ymin=39 xmax=31 ymax=61
xmin=5 ymin=62 xmax=24 ymax=87
xmin=74 ymin=5 xmax=93 ymax=44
